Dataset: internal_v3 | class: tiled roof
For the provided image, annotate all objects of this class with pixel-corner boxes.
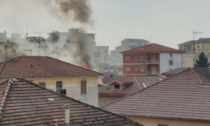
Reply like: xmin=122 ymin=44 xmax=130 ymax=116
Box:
xmin=0 ymin=56 xmax=102 ymax=78
xmin=178 ymin=40 xmax=194 ymax=45
xmin=102 ymin=68 xmax=210 ymax=121
xmin=0 ymin=78 xmax=142 ymax=126
xmin=121 ymin=43 xmax=185 ymax=53
xmin=99 ymin=75 xmax=164 ymax=95
xmin=161 ymin=67 xmax=189 ymax=76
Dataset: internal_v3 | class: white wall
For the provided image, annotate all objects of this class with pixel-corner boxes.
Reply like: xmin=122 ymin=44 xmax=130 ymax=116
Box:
xmin=160 ymin=53 xmax=183 ymax=74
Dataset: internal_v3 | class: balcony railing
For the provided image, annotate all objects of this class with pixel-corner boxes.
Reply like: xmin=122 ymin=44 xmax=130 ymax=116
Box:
xmin=147 ymin=71 xmax=159 ymax=75
xmin=146 ymin=60 xmax=159 ymax=64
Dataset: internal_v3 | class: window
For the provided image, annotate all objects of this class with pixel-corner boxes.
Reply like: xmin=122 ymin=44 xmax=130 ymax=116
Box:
xmin=135 ymin=56 xmax=137 ymax=61
xmin=81 ymin=80 xmax=87 ymax=101
xmin=180 ymin=46 xmax=182 ymax=50
xmin=81 ymin=80 xmax=87 ymax=94
xmin=126 ymin=56 xmax=130 ymax=61
xmin=140 ymin=56 xmax=145 ymax=61
xmin=198 ymin=46 xmax=199 ymax=48
xmin=140 ymin=66 xmax=145 ymax=71
xmin=170 ymin=53 xmax=172 ymax=57
xmin=126 ymin=67 xmax=130 ymax=71
xmin=169 ymin=60 xmax=173 ymax=65
xmin=114 ymin=85 xmax=120 ymax=89
xmin=203 ymin=45 xmax=205 ymax=48
xmin=56 ymin=81 xmax=62 ymax=93
xmin=39 ymin=82 xmax=45 ymax=87
xmin=135 ymin=66 xmax=138 ymax=71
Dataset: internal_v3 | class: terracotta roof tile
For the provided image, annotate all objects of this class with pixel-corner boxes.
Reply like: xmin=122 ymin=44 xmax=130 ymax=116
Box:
xmin=161 ymin=67 xmax=189 ymax=76
xmin=0 ymin=78 xmax=142 ymax=126
xmin=102 ymin=68 xmax=210 ymax=121
xmin=0 ymin=56 xmax=102 ymax=78
xmin=121 ymin=43 xmax=185 ymax=53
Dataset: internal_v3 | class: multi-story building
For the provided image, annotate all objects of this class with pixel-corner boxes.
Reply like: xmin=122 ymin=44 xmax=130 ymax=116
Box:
xmin=110 ymin=39 xmax=149 ymax=67
xmin=121 ymin=43 xmax=184 ymax=77
xmin=96 ymin=46 xmax=109 ymax=64
xmin=178 ymin=38 xmax=210 ymax=67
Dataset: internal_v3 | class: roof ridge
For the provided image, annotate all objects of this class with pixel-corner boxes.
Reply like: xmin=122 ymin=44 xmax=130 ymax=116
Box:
xmin=191 ymin=68 xmax=204 ymax=84
xmin=0 ymin=62 xmax=6 ymax=78
xmin=151 ymin=43 xmax=158 ymax=51
xmin=20 ymin=78 xmax=142 ymax=126
xmin=0 ymin=79 xmax=12 ymax=122
xmin=101 ymin=68 xmax=191 ymax=108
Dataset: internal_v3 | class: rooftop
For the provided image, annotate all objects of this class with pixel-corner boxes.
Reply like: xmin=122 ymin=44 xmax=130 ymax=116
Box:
xmin=99 ymin=75 xmax=164 ymax=95
xmin=102 ymin=68 xmax=210 ymax=122
xmin=0 ymin=56 xmax=102 ymax=78
xmin=121 ymin=43 xmax=185 ymax=53
xmin=0 ymin=78 xmax=142 ymax=126
xmin=122 ymin=39 xmax=149 ymax=43
xmin=161 ymin=67 xmax=189 ymax=77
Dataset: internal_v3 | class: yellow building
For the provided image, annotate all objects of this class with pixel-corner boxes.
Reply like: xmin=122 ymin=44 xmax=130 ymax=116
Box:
xmin=102 ymin=68 xmax=210 ymax=126
xmin=178 ymin=38 xmax=210 ymax=67
xmin=0 ymin=56 xmax=102 ymax=107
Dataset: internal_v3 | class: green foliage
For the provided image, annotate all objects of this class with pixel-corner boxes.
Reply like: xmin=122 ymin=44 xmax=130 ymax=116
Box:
xmin=194 ymin=51 xmax=210 ymax=67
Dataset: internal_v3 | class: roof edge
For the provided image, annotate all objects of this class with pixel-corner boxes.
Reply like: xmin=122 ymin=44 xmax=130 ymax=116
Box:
xmin=0 ymin=79 xmax=12 ymax=122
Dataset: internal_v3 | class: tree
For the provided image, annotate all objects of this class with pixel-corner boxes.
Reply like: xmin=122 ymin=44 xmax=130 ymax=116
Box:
xmin=194 ymin=51 xmax=210 ymax=67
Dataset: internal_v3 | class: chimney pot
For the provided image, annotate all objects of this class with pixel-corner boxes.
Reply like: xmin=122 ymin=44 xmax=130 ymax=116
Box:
xmin=64 ymin=104 xmax=70 ymax=126
xmin=54 ymin=119 xmax=58 ymax=126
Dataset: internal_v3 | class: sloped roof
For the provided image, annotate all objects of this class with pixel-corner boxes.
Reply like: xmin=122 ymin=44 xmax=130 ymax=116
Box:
xmin=0 ymin=56 xmax=102 ymax=78
xmin=0 ymin=78 xmax=142 ymax=126
xmin=121 ymin=43 xmax=185 ymax=53
xmin=161 ymin=67 xmax=189 ymax=76
xmin=102 ymin=68 xmax=210 ymax=122
xmin=99 ymin=76 xmax=164 ymax=95
xmin=178 ymin=40 xmax=194 ymax=45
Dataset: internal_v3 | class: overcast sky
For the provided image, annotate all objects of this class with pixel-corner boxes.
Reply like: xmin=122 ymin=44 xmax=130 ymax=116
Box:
xmin=0 ymin=0 xmax=210 ymax=51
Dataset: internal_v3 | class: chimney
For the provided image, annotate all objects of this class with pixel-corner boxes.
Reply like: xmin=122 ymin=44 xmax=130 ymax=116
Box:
xmin=54 ymin=119 xmax=58 ymax=126
xmin=64 ymin=104 xmax=70 ymax=126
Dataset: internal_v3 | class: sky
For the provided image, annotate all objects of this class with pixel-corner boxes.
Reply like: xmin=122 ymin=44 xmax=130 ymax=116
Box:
xmin=0 ymin=0 xmax=210 ymax=51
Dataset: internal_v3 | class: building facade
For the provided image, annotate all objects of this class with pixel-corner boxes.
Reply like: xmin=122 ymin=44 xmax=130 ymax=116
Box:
xmin=178 ymin=38 xmax=210 ymax=67
xmin=0 ymin=56 xmax=102 ymax=107
xmin=96 ymin=46 xmax=109 ymax=64
xmin=122 ymin=43 xmax=184 ymax=77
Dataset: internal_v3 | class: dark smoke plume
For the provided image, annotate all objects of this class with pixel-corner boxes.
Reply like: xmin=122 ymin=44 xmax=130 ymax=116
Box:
xmin=44 ymin=0 xmax=94 ymax=69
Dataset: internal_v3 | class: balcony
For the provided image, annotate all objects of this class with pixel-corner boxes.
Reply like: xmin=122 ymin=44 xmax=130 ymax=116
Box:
xmin=147 ymin=71 xmax=159 ymax=75
xmin=146 ymin=60 xmax=159 ymax=64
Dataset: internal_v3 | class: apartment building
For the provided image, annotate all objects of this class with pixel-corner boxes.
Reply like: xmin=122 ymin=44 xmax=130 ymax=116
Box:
xmin=121 ymin=43 xmax=184 ymax=77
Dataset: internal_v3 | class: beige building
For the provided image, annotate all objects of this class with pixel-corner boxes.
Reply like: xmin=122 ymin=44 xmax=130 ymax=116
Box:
xmin=102 ymin=68 xmax=210 ymax=126
xmin=178 ymin=38 xmax=210 ymax=67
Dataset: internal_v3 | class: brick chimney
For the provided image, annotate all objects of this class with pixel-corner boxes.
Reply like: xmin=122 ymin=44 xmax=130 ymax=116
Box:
xmin=64 ymin=104 xmax=70 ymax=126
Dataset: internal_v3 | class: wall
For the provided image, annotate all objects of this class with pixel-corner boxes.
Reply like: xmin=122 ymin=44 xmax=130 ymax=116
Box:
xmin=99 ymin=95 xmax=123 ymax=107
xmin=0 ymin=43 xmax=19 ymax=62
xmin=21 ymin=76 xmax=98 ymax=107
xmin=182 ymin=53 xmax=194 ymax=68
xmin=123 ymin=54 xmax=148 ymax=76
xmin=126 ymin=116 xmax=210 ymax=126
xmin=160 ymin=53 xmax=182 ymax=74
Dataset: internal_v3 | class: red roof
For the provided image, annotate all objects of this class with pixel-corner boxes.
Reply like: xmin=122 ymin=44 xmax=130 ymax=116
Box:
xmin=0 ymin=56 xmax=102 ymax=78
xmin=121 ymin=43 xmax=185 ymax=53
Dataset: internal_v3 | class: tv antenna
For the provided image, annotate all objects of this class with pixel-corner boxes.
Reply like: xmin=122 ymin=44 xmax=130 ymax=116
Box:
xmin=193 ymin=31 xmax=204 ymax=66
xmin=34 ymin=32 xmax=48 ymax=56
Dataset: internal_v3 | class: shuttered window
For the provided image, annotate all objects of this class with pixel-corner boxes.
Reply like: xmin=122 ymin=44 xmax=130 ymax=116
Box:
xmin=81 ymin=80 xmax=87 ymax=94
xmin=56 ymin=81 xmax=62 ymax=93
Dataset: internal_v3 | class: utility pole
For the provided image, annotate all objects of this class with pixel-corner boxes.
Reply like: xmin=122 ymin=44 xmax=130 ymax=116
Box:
xmin=34 ymin=32 xmax=48 ymax=56
xmin=193 ymin=31 xmax=204 ymax=67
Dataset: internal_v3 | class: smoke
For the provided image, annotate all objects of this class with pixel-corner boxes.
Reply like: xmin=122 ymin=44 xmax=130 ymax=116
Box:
xmin=1 ymin=0 xmax=96 ymax=70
